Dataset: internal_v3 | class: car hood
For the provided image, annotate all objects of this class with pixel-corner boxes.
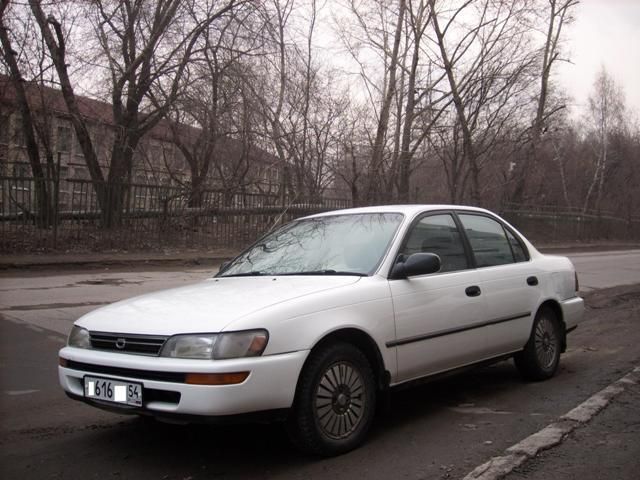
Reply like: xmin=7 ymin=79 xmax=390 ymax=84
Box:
xmin=76 ymin=276 xmax=361 ymax=335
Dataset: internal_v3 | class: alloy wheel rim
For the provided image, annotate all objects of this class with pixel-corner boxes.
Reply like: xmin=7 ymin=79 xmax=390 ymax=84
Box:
xmin=535 ymin=316 xmax=558 ymax=370
xmin=314 ymin=361 xmax=365 ymax=440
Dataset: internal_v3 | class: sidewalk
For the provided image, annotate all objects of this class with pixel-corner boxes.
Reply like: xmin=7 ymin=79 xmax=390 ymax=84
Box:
xmin=0 ymin=248 xmax=239 ymax=270
xmin=505 ymin=376 xmax=640 ymax=480
xmin=538 ymin=241 xmax=640 ymax=254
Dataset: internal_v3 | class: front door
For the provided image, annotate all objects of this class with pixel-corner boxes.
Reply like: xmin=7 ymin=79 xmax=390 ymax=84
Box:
xmin=388 ymin=213 xmax=489 ymax=383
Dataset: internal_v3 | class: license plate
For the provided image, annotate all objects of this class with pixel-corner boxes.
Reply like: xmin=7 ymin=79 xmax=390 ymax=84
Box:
xmin=84 ymin=376 xmax=143 ymax=407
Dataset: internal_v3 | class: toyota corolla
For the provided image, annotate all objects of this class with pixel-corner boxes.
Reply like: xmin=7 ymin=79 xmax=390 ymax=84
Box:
xmin=59 ymin=205 xmax=584 ymax=456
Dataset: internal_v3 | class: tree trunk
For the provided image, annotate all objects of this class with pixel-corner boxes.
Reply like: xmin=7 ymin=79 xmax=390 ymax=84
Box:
xmin=103 ymin=132 xmax=138 ymax=228
xmin=429 ymin=0 xmax=479 ymax=204
xmin=0 ymin=8 xmax=53 ymax=227
xmin=368 ymin=0 xmax=406 ymax=204
xmin=190 ymin=174 xmax=205 ymax=208
xmin=29 ymin=0 xmax=107 ymax=214
xmin=511 ymin=0 xmax=575 ymax=204
xmin=397 ymin=1 xmax=430 ymax=203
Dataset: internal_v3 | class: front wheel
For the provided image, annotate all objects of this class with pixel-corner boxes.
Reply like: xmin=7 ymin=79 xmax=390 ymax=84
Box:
xmin=514 ymin=307 xmax=562 ymax=381
xmin=287 ymin=342 xmax=376 ymax=456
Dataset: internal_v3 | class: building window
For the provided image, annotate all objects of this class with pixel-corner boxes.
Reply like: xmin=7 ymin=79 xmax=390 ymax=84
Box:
xmin=74 ymin=132 xmax=84 ymax=157
xmin=12 ymin=115 xmax=26 ymax=146
xmin=149 ymin=144 xmax=162 ymax=161
xmin=267 ymin=167 xmax=279 ymax=184
xmin=12 ymin=162 xmax=30 ymax=177
xmin=0 ymin=145 xmax=7 ymax=168
xmin=57 ymin=125 xmax=72 ymax=152
xmin=72 ymin=165 xmax=89 ymax=180
xmin=0 ymin=113 xmax=9 ymax=145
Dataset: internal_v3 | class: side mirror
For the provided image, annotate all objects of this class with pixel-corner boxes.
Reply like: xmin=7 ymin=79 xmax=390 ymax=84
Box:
xmin=390 ymin=253 xmax=441 ymax=280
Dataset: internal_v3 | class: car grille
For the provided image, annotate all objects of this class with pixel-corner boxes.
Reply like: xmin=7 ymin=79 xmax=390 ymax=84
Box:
xmin=89 ymin=332 xmax=168 ymax=356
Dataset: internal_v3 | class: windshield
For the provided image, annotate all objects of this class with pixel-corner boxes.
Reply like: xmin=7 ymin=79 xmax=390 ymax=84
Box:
xmin=218 ymin=212 xmax=404 ymax=277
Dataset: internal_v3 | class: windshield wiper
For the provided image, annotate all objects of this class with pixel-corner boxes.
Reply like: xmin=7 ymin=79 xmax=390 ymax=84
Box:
xmin=221 ymin=270 xmax=367 ymax=277
xmin=220 ymin=271 xmax=265 ymax=277
xmin=279 ymin=270 xmax=367 ymax=277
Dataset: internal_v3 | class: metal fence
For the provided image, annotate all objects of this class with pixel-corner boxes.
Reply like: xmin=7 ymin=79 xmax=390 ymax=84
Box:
xmin=0 ymin=176 xmax=351 ymax=252
xmin=1 ymin=176 xmax=639 ymax=253
xmin=500 ymin=204 xmax=640 ymax=244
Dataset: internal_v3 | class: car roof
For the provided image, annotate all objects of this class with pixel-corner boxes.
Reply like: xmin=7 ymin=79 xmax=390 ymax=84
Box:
xmin=302 ymin=204 xmax=493 ymax=219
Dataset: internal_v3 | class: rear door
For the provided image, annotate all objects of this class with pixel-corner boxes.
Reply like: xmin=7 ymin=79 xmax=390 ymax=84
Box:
xmin=456 ymin=213 xmax=541 ymax=356
xmin=388 ymin=213 xmax=490 ymax=382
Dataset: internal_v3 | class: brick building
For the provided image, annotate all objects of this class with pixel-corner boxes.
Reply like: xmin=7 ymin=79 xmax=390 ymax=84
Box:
xmin=0 ymin=75 xmax=281 ymax=213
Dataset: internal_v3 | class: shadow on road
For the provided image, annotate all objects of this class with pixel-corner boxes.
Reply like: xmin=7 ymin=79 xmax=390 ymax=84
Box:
xmin=11 ymin=363 xmax=531 ymax=479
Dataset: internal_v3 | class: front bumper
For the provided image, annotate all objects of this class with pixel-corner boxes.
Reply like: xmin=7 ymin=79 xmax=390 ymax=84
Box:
xmin=59 ymin=346 xmax=309 ymax=417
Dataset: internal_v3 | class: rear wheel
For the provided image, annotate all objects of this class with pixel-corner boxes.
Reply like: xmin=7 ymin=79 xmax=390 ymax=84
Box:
xmin=287 ymin=342 xmax=376 ymax=456
xmin=515 ymin=307 xmax=562 ymax=381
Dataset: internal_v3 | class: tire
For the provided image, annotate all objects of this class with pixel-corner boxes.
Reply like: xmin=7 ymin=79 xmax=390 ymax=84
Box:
xmin=287 ymin=342 xmax=376 ymax=456
xmin=514 ymin=306 xmax=562 ymax=381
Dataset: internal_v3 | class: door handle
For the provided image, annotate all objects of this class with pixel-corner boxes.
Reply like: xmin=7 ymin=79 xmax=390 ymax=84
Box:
xmin=465 ymin=285 xmax=481 ymax=297
xmin=527 ymin=276 xmax=539 ymax=286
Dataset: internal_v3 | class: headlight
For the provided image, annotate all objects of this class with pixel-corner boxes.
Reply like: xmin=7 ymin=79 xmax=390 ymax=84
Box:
xmin=160 ymin=330 xmax=268 ymax=360
xmin=68 ymin=326 xmax=91 ymax=348
xmin=161 ymin=334 xmax=217 ymax=359
xmin=212 ymin=330 xmax=269 ymax=360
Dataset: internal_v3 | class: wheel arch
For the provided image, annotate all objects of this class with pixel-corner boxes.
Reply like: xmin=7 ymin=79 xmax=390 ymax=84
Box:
xmin=537 ymin=299 xmax=567 ymax=352
xmin=302 ymin=328 xmax=389 ymax=392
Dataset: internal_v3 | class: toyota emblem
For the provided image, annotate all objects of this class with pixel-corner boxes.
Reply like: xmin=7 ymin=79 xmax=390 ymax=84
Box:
xmin=115 ymin=338 xmax=126 ymax=349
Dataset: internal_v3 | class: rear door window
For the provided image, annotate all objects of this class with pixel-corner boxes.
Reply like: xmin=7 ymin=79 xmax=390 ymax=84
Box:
xmin=458 ymin=214 xmax=516 ymax=268
xmin=505 ymin=229 xmax=528 ymax=262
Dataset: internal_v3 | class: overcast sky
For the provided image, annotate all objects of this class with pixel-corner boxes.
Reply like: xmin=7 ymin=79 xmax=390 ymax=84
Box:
xmin=315 ymin=0 xmax=640 ymax=120
xmin=557 ymin=0 xmax=640 ymax=118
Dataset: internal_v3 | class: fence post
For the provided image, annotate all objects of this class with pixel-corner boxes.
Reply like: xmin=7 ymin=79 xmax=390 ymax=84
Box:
xmin=52 ymin=153 xmax=61 ymax=250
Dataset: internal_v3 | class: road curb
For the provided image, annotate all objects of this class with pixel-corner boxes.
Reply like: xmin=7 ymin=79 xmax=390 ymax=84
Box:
xmin=462 ymin=366 xmax=640 ymax=480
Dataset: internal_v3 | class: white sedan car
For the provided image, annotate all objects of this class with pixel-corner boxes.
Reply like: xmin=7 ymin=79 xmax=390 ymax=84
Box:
xmin=59 ymin=205 xmax=584 ymax=455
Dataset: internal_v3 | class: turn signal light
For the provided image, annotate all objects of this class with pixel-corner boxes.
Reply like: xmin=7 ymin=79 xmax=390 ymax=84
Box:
xmin=185 ymin=372 xmax=250 ymax=385
xmin=59 ymin=357 xmax=68 ymax=367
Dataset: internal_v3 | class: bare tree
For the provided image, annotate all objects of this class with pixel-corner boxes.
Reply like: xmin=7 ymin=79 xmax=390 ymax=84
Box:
xmin=582 ymin=67 xmax=626 ymax=212
xmin=336 ymin=0 xmax=446 ymax=203
xmin=428 ymin=0 xmax=537 ymax=204
xmin=247 ymin=0 xmax=346 ymax=204
xmin=396 ymin=0 xmax=435 ymax=202
xmin=251 ymin=0 xmax=296 ymax=205
xmin=604 ymin=123 xmax=640 ymax=226
xmin=330 ymin=105 xmax=370 ymax=205
xmin=0 ymin=0 xmax=55 ymax=226
xmin=509 ymin=0 xmax=577 ymax=205
xmin=163 ymin=2 xmax=260 ymax=206
xmin=28 ymin=0 xmax=244 ymax=226
xmin=365 ymin=0 xmax=406 ymax=203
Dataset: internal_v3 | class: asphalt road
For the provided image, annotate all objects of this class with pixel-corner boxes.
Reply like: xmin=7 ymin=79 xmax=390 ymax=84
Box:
xmin=1 ymin=250 xmax=639 ymax=479
xmin=565 ymin=249 xmax=640 ymax=291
